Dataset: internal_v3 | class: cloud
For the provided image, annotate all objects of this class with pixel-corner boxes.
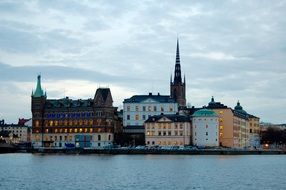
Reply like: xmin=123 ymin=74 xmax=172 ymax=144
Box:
xmin=0 ymin=0 xmax=286 ymax=123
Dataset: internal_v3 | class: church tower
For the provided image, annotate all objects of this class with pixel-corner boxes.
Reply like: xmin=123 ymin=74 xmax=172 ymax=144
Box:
xmin=170 ymin=39 xmax=186 ymax=108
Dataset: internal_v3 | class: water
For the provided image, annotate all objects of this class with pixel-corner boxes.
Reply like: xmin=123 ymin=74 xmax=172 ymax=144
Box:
xmin=0 ymin=154 xmax=286 ymax=190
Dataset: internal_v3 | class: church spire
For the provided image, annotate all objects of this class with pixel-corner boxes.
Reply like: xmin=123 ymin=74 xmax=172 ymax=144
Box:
xmin=174 ymin=38 xmax=182 ymax=84
xmin=33 ymin=75 xmax=44 ymax=97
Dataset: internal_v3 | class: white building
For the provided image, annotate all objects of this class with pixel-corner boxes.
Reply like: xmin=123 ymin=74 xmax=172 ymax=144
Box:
xmin=192 ymin=109 xmax=219 ymax=147
xmin=123 ymin=93 xmax=178 ymax=133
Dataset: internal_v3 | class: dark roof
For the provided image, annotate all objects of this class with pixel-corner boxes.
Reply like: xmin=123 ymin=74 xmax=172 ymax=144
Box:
xmin=248 ymin=114 xmax=259 ymax=119
xmin=45 ymin=98 xmax=93 ymax=109
xmin=232 ymin=109 xmax=249 ymax=120
xmin=145 ymin=114 xmax=191 ymax=123
xmin=123 ymin=93 xmax=176 ymax=103
xmin=97 ymin=88 xmax=110 ymax=102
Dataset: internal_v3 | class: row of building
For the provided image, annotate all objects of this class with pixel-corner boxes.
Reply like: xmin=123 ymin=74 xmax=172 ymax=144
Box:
xmin=28 ymin=39 xmax=261 ymax=149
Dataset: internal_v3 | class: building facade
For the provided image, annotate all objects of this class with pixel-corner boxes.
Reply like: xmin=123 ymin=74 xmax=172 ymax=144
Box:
xmin=123 ymin=93 xmax=178 ymax=133
xmin=31 ymin=75 xmax=117 ymax=149
xmin=145 ymin=114 xmax=191 ymax=146
xmin=170 ymin=39 xmax=186 ymax=108
xmin=192 ymin=109 xmax=219 ymax=147
xmin=207 ymin=97 xmax=250 ymax=148
xmin=0 ymin=119 xmax=31 ymax=144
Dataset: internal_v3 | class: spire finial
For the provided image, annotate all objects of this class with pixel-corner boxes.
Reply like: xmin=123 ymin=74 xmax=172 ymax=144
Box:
xmin=173 ymin=38 xmax=182 ymax=83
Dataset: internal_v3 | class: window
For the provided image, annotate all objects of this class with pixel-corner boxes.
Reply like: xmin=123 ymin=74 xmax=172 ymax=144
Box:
xmin=142 ymin=115 xmax=146 ymax=120
xmin=161 ymin=107 xmax=164 ymax=111
xmin=163 ymin=132 xmax=166 ymax=136
xmin=49 ymin=120 xmax=53 ymax=127
xmin=206 ymin=132 xmax=208 ymax=136
xmin=220 ymin=126 xmax=223 ymax=130
xmin=98 ymin=135 xmax=101 ymax=141
xmin=158 ymin=131 xmax=161 ymax=136
xmin=152 ymin=141 xmax=155 ymax=145
xmin=250 ymin=129 xmax=252 ymax=133
xmin=168 ymin=131 xmax=171 ymax=136
xmin=90 ymin=128 xmax=93 ymax=133
xmin=35 ymin=121 xmax=39 ymax=127
xmin=147 ymin=131 xmax=150 ymax=136
xmin=206 ymin=124 xmax=208 ymax=128
xmin=142 ymin=106 xmax=146 ymax=111
xmin=127 ymin=115 xmax=130 ymax=120
xmin=74 ymin=129 xmax=78 ymax=133
xmin=108 ymin=135 xmax=111 ymax=141
xmin=175 ymin=131 xmax=178 ymax=136
xmin=147 ymin=141 xmax=150 ymax=144
xmin=127 ymin=106 xmax=130 ymax=111
xmin=135 ymin=115 xmax=139 ymax=120
xmin=55 ymin=121 xmax=58 ymax=126
xmin=148 ymin=106 xmax=152 ymax=111
xmin=60 ymin=136 xmax=62 ymax=141
xmin=98 ymin=143 xmax=101 ymax=147
xmin=153 ymin=106 xmax=157 ymax=111
xmin=169 ymin=106 xmax=173 ymax=112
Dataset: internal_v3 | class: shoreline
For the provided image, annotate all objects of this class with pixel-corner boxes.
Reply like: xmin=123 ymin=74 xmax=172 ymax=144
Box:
xmin=1 ymin=148 xmax=285 ymax=155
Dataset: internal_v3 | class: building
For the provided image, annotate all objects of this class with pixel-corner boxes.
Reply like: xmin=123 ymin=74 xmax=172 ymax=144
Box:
xmin=192 ymin=109 xmax=219 ymax=147
xmin=123 ymin=93 xmax=178 ymax=133
xmin=233 ymin=101 xmax=249 ymax=148
xmin=170 ymin=39 xmax=186 ymax=108
xmin=145 ymin=114 xmax=191 ymax=146
xmin=206 ymin=97 xmax=250 ymax=148
xmin=248 ymin=114 xmax=260 ymax=147
xmin=31 ymin=75 xmax=117 ymax=149
xmin=0 ymin=119 xmax=31 ymax=144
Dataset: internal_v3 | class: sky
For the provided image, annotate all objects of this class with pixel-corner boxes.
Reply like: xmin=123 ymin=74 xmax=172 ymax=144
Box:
xmin=0 ymin=0 xmax=285 ymax=124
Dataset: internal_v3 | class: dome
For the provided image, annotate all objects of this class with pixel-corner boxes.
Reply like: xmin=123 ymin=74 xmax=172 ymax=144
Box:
xmin=234 ymin=101 xmax=247 ymax=114
xmin=192 ymin=108 xmax=218 ymax=117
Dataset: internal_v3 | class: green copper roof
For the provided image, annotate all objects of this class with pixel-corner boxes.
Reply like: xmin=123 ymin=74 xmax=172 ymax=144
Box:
xmin=33 ymin=75 xmax=45 ymax=97
xmin=192 ymin=108 xmax=218 ymax=117
xmin=234 ymin=101 xmax=247 ymax=114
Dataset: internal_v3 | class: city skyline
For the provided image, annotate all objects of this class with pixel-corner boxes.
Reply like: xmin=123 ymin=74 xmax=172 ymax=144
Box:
xmin=0 ymin=1 xmax=286 ymax=123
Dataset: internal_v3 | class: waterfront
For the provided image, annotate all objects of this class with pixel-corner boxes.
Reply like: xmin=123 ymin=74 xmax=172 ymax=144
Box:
xmin=1 ymin=154 xmax=286 ymax=190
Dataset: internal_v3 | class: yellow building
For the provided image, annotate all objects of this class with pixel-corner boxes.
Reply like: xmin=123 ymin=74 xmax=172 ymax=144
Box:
xmin=207 ymin=97 xmax=250 ymax=148
xmin=144 ymin=114 xmax=191 ymax=146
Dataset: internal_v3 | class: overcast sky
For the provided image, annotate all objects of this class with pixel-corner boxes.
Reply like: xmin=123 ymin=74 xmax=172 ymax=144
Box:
xmin=0 ymin=0 xmax=285 ymax=124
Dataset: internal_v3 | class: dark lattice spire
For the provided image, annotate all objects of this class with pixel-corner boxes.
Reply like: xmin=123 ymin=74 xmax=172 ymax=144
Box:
xmin=174 ymin=38 xmax=182 ymax=84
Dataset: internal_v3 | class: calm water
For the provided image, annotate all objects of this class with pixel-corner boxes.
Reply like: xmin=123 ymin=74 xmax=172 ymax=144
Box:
xmin=0 ymin=154 xmax=286 ymax=190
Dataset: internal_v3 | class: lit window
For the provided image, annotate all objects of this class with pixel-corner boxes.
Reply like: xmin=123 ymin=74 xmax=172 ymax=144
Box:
xmin=84 ymin=120 xmax=88 ymax=125
xmin=69 ymin=120 xmax=73 ymax=126
xmin=79 ymin=128 xmax=83 ymax=133
xmin=35 ymin=121 xmax=39 ymax=127
xmin=135 ymin=115 xmax=139 ymax=120
xmin=64 ymin=128 xmax=67 ymax=133
xmin=69 ymin=128 xmax=73 ymax=133
xmin=79 ymin=120 xmax=83 ymax=126
xmin=220 ymin=126 xmax=223 ymax=130
xmin=64 ymin=120 xmax=68 ymax=126
xmin=89 ymin=120 xmax=93 ymax=126
xmin=90 ymin=128 xmax=93 ymax=133
xmin=219 ymin=111 xmax=223 ymax=114
xmin=49 ymin=121 xmax=53 ymax=127
xmin=55 ymin=121 xmax=58 ymax=126
xmin=147 ymin=131 xmax=150 ymax=136
xmin=74 ymin=129 xmax=78 ymax=133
